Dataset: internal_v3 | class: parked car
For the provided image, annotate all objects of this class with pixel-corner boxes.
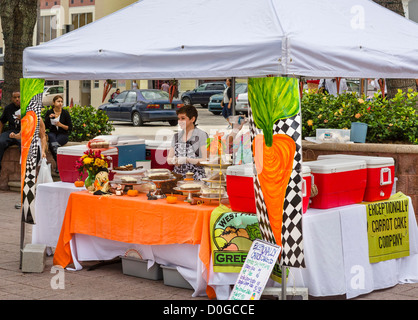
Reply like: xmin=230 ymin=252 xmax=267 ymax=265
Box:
xmin=208 ymin=83 xmax=247 ymax=115
xmin=181 ymin=82 xmax=226 ymax=107
xmin=98 ymin=89 xmax=183 ymax=126
xmin=43 ymin=85 xmax=64 ymax=106
xmin=235 ymin=92 xmax=249 ymax=115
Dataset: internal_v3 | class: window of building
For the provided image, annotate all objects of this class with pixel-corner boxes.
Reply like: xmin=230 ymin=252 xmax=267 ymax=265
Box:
xmin=94 ymin=80 xmax=100 ymax=89
xmin=71 ymin=12 xmax=93 ymax=30
xmin=37 ymin=15 xmax=58 ymax=43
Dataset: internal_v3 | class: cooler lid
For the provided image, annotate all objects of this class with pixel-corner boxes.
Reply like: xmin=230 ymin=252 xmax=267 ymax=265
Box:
xmin=95 ymin=135 xmax=144 ymax=146
xmin=145 ymin=139 xmax=172 ymax=149
xmin=57 ymin=144 xmax=118 ymax=156
xmin=306 ymin=159 xmax=367 ymax=174
xmin=226 ymin=163 xmax=255 ymax=177
xmin=317 ymin=154 xmax=394 ymax=168
xmin=302 ymin=165 xmax=311 ymax=175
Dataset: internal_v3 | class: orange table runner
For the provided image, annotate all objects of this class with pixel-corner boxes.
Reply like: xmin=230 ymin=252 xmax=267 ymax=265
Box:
xmin=53 ymin=191 xmax=220 ymax=298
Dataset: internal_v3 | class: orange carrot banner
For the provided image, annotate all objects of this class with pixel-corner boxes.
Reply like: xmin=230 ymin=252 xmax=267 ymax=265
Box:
xmin=253 ymin=134 xmax=296 ymax=247
xmin=248 ymin=76 xmax=305 ymax=269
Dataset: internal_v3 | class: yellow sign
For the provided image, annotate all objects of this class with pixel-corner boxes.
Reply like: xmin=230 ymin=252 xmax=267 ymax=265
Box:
xmin=366 ymin=192 xmax=410 ymax=263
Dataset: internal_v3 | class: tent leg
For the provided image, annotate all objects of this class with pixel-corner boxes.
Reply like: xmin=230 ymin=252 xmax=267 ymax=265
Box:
xmin=19 ymin=220 xmax=25 ymax=270
xmin=231 ymin=77 xmax=236 ymax=116
xmin=281 ymin=265 xmax=287 ymax=300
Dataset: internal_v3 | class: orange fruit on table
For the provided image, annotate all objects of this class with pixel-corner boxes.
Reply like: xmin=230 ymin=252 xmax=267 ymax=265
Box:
xmin=74 ymin=180 xmax=84 ymax=187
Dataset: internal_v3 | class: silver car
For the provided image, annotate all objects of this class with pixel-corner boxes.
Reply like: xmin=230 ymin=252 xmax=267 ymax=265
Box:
xmin=235 ymin=92 xmax=249 ymax=115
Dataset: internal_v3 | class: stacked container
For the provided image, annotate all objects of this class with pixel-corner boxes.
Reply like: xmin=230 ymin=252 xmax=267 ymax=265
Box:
xmin=307 ymin=159 xmax=368 ymax=209
xmin=317 ymin=154 xmax=395 ymax=202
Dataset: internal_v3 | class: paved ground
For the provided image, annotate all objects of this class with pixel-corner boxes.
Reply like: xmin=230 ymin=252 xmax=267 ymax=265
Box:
xmin=0 ymin=106 xmax=417 ymax=301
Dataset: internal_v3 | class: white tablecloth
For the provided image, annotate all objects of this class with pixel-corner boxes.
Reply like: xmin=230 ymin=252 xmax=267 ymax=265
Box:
xmin=32 ymin=182 xmax=85 ymax=248
xmin=32 ymin=182 xmax=418 ymax=299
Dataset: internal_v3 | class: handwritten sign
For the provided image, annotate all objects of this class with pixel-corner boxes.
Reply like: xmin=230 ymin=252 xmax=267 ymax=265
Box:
xmin=229 ymin=239 xmax=281 ymax=300
xmin=366 ymin=192 xmax=410 ymax=263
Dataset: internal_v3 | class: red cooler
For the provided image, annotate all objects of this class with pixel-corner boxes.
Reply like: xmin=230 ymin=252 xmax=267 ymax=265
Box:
xmin=302 ymin=165 xmax=312 ymax=213
xmin=307 ymin=159 xmax=367 ymax=209
xmin=57 ymin=145 xmax=118 ymax=183
xmin=145 ymin=140 xmax=174 ymax=170
xmin=226 ymin=163 xmax=256 ymax=213
xmin=318 ymin=154 xmax=395 ymax=202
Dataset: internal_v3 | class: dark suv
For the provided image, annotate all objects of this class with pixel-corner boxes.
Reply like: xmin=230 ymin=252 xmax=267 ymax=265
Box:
xmin=181 ymin=82 xmax=226 ymax=108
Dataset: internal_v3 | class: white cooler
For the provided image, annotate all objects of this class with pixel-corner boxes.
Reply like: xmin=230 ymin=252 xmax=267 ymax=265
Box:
xmin=318 ymin=154 xmax=395 ymax=202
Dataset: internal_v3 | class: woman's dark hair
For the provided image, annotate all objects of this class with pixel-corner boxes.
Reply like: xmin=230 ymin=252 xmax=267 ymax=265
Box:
xmin=176 ymin=104 xmax=198 ymax=125
xmin=53 ymin=95 xmax=64 ymax=103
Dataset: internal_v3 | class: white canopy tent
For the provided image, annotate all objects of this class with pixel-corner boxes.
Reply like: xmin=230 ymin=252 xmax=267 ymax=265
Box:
xmin=23 ymin=0 xmax=418 ymax=80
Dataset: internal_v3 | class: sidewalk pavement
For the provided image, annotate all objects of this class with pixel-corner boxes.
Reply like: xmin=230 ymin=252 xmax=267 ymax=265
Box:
xmin=0 ymin=190 xmax=417 ymax=301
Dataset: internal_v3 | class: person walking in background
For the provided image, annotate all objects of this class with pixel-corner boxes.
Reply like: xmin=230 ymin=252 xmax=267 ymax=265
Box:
xmin=161 ymin=81 xmax=170 ymax=93
xmin=319 ymin=78 xmax=348 ymax=96
xmin=44 ymin=95 xmax=72 ymax=173
xmin=221 ymin=78 xmax=233 ymax=128
xmin=0 ymin=91 xmax=21 ymax=173
xmin=132 ymin=80 xmax=138 ymax=89
xmin=111 ymin=88 xmax=120 ymax=100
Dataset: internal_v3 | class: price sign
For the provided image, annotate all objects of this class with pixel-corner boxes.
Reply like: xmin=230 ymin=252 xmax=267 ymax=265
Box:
xmin=229 ymin=239 xmax=281 ymax=300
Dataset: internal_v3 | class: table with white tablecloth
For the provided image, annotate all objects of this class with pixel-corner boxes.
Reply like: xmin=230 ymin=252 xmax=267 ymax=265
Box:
xmin=32 ymin=182 xmax=418 ymax=299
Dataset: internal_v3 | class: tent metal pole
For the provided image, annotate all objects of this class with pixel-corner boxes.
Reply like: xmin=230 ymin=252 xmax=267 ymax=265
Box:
xmin=281 ymin=265 xmax=287 ymax=300
xmin=19 ymin=220 xmax=25 ymax=270
xmin=231 ymin=77 xmax=236 ymax=116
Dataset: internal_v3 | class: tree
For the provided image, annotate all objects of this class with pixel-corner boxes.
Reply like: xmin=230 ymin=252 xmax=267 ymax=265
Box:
xmin=372 ymin=0 xmax=418 ymax=98
xmin=0 ymin=0 xmax=39 ymax=107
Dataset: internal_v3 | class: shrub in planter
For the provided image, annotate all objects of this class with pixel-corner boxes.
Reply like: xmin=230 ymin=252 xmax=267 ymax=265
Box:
xmin=41 ymin=105 xmax=114 ymax=142
xmin=301 ymin=90 xmax=418 ymax=144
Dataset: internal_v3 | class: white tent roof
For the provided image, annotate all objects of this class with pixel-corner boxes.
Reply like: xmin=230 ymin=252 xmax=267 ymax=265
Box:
xmin=23 ymin=0 xmax=418 ymax=80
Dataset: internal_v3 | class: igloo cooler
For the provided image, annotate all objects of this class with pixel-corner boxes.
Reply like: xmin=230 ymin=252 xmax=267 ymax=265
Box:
xmin=226 ymin=163 xmax=256 ymax=213
xmin=318 ymin=154 xmax=395 ymax=202
xmin=307 ymin=159 xmax=367 ymax=209
xmin=57 ymin=145 xmax=118 ymax=183
xmin=145 ymin=140 xmax=174 ymax=170
xmin=94 ymin=135 xmax=145 ymax=167
xmin=302 ymin=165 xmax=312 ymax=213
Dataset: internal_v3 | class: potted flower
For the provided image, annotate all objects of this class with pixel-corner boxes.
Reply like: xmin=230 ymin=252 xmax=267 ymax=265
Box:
xmin=75 ymin=149 xmax=111 ymax=189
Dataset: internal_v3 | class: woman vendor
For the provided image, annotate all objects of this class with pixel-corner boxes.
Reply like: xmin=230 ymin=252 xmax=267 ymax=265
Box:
xmin=44 ymin=95 xmax=72 ymax=173
xmin=167 ymin=105 xmax=208 ymax=180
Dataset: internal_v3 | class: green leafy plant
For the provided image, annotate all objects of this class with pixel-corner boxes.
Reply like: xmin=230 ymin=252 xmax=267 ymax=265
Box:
xmin=301 ymin=90 xmax=418 ymax=144
xmin=41 ymin=105 xmax=114 ymax=142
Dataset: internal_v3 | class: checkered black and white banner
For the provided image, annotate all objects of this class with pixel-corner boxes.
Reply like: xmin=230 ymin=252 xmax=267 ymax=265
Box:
xmin=249 ymin=107 xmax=305 ymax=268
xmin=21 ymin=93 xmax=43 ymax=225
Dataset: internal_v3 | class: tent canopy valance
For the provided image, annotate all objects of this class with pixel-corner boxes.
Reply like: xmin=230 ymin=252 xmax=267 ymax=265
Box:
xmin=23 ymin=0 xmax=418 ymax=80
